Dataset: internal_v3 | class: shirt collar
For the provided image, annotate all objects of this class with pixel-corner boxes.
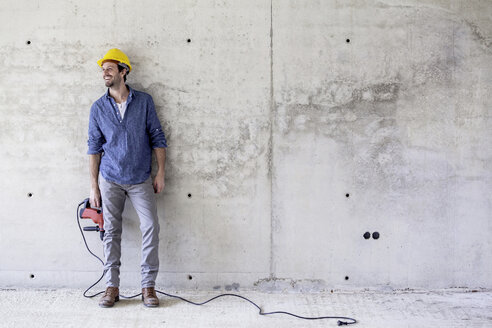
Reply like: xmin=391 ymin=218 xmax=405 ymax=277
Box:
xmin=105 ymin=85 xmax=134 ymax=103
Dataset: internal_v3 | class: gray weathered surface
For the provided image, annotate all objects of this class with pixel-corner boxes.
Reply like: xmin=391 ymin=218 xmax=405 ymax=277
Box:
xmin=0 ymin=0 xmax=490 ymax=290
xmin=0 ymin=288 xmax=491 ymax=328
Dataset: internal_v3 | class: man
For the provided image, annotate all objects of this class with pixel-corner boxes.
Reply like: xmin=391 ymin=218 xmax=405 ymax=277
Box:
xmin=87 ymin=48 xmax=167 ymax=308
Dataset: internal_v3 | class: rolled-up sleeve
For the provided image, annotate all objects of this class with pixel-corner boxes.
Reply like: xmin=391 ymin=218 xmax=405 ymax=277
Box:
xmin=146 ymin=97 xmax=168 ymax=149
xmin=87 ymin=104 xmax=105 ymax=154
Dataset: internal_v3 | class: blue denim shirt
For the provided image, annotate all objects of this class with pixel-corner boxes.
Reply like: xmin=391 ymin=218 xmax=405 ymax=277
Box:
xmin=87 ymin=86 xmax=167 ymax=185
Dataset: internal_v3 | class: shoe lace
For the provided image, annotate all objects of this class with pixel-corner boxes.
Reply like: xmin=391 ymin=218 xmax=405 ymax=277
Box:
xmin=144 ymin=289 xmax=156 ymax=298
xmin=104 ymin=288 xmax=118 ymax=297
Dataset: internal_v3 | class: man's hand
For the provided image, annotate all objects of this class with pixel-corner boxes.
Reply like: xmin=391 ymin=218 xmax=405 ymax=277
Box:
xmin=153 ymin=172 xmax=165 ymax=194
xmin=90 ymin=186 xmax=101 ymax=208
xmin=89 ymin=154 xmax=101 ymax=207
xmin=153 ymin=148 xmax=166 ymax=194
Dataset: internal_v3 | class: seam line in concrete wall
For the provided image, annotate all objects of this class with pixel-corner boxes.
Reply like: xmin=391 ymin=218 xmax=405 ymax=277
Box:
xmin=268 ymin=0 xmax=275 ymax=279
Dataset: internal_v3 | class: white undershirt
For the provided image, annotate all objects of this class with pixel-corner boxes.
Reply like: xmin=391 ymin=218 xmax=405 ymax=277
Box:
xmin=116 ymin=100 xmax=128 ymax=119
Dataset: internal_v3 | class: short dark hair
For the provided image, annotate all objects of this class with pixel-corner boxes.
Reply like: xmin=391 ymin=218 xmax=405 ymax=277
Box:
xmin=118 ymin=64 xmax=129 ymax=82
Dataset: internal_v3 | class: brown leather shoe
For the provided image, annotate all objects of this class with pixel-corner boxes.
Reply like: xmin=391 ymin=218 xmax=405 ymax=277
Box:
xmin=99 ymin=287 xmax=119 ymax=308
xmin=142 ymin=287 xmax=159 ymax=307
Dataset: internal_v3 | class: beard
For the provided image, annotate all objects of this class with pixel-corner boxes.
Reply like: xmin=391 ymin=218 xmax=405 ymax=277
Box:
xmin=104 ymin=74 xmax=121 ymax=88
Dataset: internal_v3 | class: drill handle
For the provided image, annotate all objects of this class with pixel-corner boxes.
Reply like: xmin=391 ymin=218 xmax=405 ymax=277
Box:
xmin=83 ymin=226 xmax=100 ymax=232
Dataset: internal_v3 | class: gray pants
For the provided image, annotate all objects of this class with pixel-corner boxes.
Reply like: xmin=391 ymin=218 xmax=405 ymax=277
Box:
xmin=99 ymin=174 xmax=160 ymax=288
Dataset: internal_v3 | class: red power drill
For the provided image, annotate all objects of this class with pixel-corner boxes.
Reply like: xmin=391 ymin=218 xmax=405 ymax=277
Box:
xmin=79 ymin=198 xmax=105 ymax=240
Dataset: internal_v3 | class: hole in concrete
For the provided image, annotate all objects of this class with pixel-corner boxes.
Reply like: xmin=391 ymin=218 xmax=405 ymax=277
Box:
xmin=188 ymin=193 xmax=192 ymax=198
xmin=187 ymin=274 xmax=193 ymax=280
xmin=30 ymin=274 xmax=35 ymax=279
xmin=363 ymin=232 xmax=371 ymax=239
xmin=187 ymin=39 xmax=191 ymax=43
xmin=345 ymin=193 xmax=350 ymax=198
xmin=372 ymin=232 xmax=380 ymax=240
xmin=27 ymin=193 xmax=33 ymax=198
xmin=345 ymin=276 xmax=349 ymax=281
xmin=346 ymin=38 xmax=350 ymax=43
xmin=26 ymin=40 xmax=31 ymax=45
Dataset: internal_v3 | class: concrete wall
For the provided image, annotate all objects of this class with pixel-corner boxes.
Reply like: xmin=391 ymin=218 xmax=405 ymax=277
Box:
xmin=0 ymin=0 xmax=490 ymax=291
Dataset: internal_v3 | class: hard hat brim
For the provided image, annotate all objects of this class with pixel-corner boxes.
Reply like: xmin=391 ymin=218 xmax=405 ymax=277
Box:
xmin=97 ymin=58 xmax=132 ymax=72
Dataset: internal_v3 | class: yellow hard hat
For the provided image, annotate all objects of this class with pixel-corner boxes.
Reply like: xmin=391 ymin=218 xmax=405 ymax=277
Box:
xmin=97 ymin=48 xmax=132 ymax=72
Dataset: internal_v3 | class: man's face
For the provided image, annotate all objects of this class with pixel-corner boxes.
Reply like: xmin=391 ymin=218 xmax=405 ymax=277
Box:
xmin=101 ymin=61 xmax=124 ymax=88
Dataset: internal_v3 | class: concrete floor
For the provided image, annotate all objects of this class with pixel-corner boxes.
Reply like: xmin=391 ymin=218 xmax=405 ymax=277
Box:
xmin=0 ymin=288 xmax=490 ymax=328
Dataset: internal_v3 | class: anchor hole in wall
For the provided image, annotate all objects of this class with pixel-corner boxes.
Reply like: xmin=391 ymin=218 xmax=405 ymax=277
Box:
xmin=30 ymin=274 xmax=35 ymax=279
xmin=346 ymin=38 xmax=350 ymax=43
xmin=345 ymin=276 xmax=349 ymax=281
xmin=26 ymin=40 xmax=31 ymax=45
xmin=28 ymin=193 xmax=33 ymax=198
xmin=187 ymin=193 xmax=192 ymax=198
xmin=372 ymin=232 xmax=380 ymax=240
xmin=345 ymin=193 xmax=350 ymax=198
xmin=363 ymin=232 xmax=371 ymax=239
xmin=187 ymin=274 xmax=193 ymax=280
xmin=187 ymin=39 xmax=191 ymax=43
